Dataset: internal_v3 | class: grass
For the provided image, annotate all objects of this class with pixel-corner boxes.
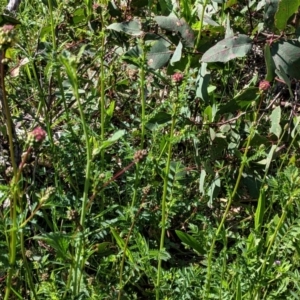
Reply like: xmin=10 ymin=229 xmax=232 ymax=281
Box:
xmin=1 ymin=0 xmax=300 ymax=299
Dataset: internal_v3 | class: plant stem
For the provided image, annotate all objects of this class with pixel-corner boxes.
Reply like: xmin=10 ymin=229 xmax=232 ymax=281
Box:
xmin=60 ymin=53 xmax=92 ymax=296
xmin=117 ymin=204 xmax=144 ymax=300
xmin=131 ymin=39 xmax=146 ymax=211
xmin=73 ymin=88 xmax=92 ymax=295
xmin=99 ymin=29 xmax=106 ymax=212
xmin=1 ymin=48 xmax=18 ymax=300
xmin=156 ymin=86 xmax=178 ymax=300
xmin=1 ymin=50 xmax=17 ymax=176
xmin=204 ymin=108 xmax=258 ymax=298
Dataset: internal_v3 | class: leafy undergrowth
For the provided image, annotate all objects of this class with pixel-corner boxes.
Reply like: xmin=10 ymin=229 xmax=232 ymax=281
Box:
xmin=1 ymin=0 xmax=300 ymax=299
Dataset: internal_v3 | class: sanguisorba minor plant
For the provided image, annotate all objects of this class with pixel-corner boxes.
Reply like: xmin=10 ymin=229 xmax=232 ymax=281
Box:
xmin=3 ymin=0 xmax=300 ymax=299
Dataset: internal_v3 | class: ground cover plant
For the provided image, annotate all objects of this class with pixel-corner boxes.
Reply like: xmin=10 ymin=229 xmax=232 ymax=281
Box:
xmin=1 ymin=0 xmax=300 ymax=299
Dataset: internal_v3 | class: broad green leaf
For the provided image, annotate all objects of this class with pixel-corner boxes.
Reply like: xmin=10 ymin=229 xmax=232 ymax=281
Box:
xmin=199 ymin=169 xmax=206 ymax=195
xmin=170 ymin=41 xmax=183 ymax=66
xmin=201 ymin=34 xmax=252 ymax=63
xmin=203 ymin=16 xmax=220 ymax=27
xmin=71 ymin=8 xmax=86 ymax=25
xmin=255 ymin=189 xmax=266 ymax=231
xmin=225 ymin=14 xmax=234 ymax=38
xmin=257 ymin=0 xmax=266 ymax=11
xmin=204 ymin=105 xmax=212 ymax=122
xmin=106 ymin=101 xmax=115 ymax=118
xmin=234 ymin=87 xmax=260 ymax=102
xmin=271 ymin=40 xmax=300 ymax=79
xmin=275 ymin=65 xmax=294 ymax=98
xmin=291 ymin=116 xmax=300 ymax=138
xmin=264 ymin=0 xmax=279 ymax=29
xmin=107 ymin=20 xmax=143 ymax=36
xmin=264 ymin=43 xmax=275 ymax=82
xmin=196 ymin=63 xmax=210 ymax=104
xmin=270 ymin=106 xmax=282 ymax=138
xmin=210 ymin=128 xmax=216 ymax=141
xmin=275 ymin=0 xmax=300 ymax=30
xmin=147 ymin=39 xmax=172 ymax=69
xmin=154 ymin=14 xmax=195 ymax=47
xmin=175 ymin=230 xmax=205 ymax=255
xmin=123 ymin=46 xmax=142 ymax=67
xmin=146 ymin=112 xmax=172 ymax=130
xmin=207 ymin=175 xmax=221 ymax=208
xmin=265 ymin=144 xmax=277 ymax=171
xmin=60 ymin=50 xmax=78 ymax=91
xmin=0 ymin=14 xmax=21 ymax=26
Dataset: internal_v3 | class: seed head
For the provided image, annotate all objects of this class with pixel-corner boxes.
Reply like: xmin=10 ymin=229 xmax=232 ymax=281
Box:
xmin=133 ymin=149 xmax=147 ymax=162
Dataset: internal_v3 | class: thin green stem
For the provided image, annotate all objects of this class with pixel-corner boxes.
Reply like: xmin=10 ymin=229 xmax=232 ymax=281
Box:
xmin=156 ymin=86 xmax=178 ymax=300
xmin=73 ymin=87 xmax=92 ymax=295
xmin=117 ymin=205 xmax=144 ymax=300
xmin=139 ymin=48 xmax=146 ymax=150
xmin=1 ymin=48 xmax=18 ymax=300
xmin=131 ymin=40 xmax=146 ymax=211
xmin=195 ymin=0 xmax=208 ymax=49
xmin=204 ymin=108 xmax=259 ymax=299
xmin=99 ymin=30 xmax=106 ymax=211
xmin=1 ymin=51 xmax=17 ymax=176
xmin=60 ymin=50 xmax=92 ymax=296
xmin=20 ymin=231 xmax=38 ymax=299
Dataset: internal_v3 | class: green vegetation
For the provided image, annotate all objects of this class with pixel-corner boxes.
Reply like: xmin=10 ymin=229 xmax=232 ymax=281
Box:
xmin=1 ymin=0 xmax=300 ymax=299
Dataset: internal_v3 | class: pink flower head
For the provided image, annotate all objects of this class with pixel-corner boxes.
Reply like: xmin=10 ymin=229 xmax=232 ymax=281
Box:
xmin=259 ymin=80 xmax=271 ymax=91
xmin=28 ymin=127 xmax=47 ymax=145
xmin=172 ymin=72 xmax=184 ymax=84
xmin=2 ymin=25 xmax=14 ymax=32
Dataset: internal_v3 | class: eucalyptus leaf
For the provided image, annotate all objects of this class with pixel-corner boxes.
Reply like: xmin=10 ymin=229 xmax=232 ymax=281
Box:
xmin=275 ymin=0 xmax=300 ymax=30
xmin=270 ymin=106 xmax=282 ymax=139
xmin=170 ymin=41 xmax=183 ymax=66
xmin=154 ymin=14 xmax=195 ymax=47
xmin=147 ymin=39 xmax=172 ymax=69
xmin=196 ymin=63 xmax=210 ymax=104
xmin=107 ymin=20 xmax=143 ymax=36
xmin=201 ymin=34 xmax=252 ymax=63
xmin=271 ymin=40 xmax=300 ymax=80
